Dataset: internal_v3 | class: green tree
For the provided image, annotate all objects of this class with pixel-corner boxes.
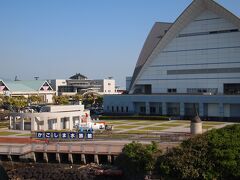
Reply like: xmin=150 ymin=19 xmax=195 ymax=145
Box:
xmin=115 ymin=141 xmax=161 ymax=180
xmin=4 ymin=96 xmax=28 ymax=112
xmin=0 ymin=165 xmax=9 ymax=180
xmin=95 ymin=96 xmax=103 ymax=105
xmin=53 ymin=95 xmax=69 ymax=105
xmin=28 ymin=95 xmax=42 ymax=104
xmin=83 ymin=94 xmax=95 ymax=107
xmin=155 ymin=124 xmax=240 ymax=180
xmin=72 ymin=94 xmax=83 ymax=102
xmin=0 ymin=95 xmax=3 ymax=106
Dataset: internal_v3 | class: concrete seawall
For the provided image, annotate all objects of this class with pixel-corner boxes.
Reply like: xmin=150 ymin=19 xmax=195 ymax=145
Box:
xmin=0 ymin=142 xmax=124 ymax=165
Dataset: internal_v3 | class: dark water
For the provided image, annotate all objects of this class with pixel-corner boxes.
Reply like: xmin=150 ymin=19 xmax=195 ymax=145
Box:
xmin=1 ymin=161 xmax=123 ymax=180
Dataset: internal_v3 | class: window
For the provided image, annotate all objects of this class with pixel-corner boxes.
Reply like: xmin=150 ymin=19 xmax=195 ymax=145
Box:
xmin=126 ymin=106 xmax=128 ymax=113
xmin=168 ymin=88 xmax=177 ymax=93
xmin=187 ymin=88 xmax=218 ymax=94
xmin=167 ymin=103 xmax=180 ymax=116
xmin=140 ymin=106 xmax=146 ymax=113
xmin=150 ymin=107 xmax=156 ymax=114
xmin=224 ymin=83 xmax=240 ymax=95
xmin=116 ymin=106 xmax=119 ymax=112
xmin=112 ymin=106 xmax=114 ymax=112
xmin=121 ymin=106 xmax=124 ymax=112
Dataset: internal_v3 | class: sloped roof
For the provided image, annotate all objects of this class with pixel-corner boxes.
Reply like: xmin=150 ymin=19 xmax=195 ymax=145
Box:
xmin=129 ymin=22 xmax=172 ymax=91
xmin=3 ymin=80 xmax=52 ymax=92
xmin=129 ymin=0 xmax=240 ymax=93
xmin=69 ymin=73 xmax=88 ymax=80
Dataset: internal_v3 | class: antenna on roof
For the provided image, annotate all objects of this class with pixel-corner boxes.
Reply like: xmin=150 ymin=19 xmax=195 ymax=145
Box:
xmin=34 ymin=77 xmax=39 ymax=80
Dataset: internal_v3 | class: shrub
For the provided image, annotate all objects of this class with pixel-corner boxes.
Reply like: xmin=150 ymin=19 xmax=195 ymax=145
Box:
xmin=155 ymin=124 xmax=240 ymax=180
xmin=115 ymin=141 xmax=161 ymax=180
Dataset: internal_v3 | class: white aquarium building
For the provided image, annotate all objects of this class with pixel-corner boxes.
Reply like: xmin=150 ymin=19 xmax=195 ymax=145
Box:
xmin=104 ymin=0 xmax=240 ymax=120
xmin=9 ymin=104 xmax=90 ymax=131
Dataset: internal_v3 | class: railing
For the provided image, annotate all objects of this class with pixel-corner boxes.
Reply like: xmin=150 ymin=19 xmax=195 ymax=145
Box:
xmin=0 ymin=143 xmax=124 ymax=156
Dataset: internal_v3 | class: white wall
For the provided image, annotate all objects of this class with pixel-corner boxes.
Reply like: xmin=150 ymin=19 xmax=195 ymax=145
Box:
xmin=135 ymin=10 xmax=240 ymax=94
xmin=103 ymin=79 xmax=116 ymax=94
xmin=49 ymin=79 xmax=67 ymax=95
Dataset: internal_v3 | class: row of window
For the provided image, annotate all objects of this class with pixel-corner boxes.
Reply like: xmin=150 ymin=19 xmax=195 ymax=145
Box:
xmin=178 ymin=28 xmax=239 ymax=38
xmin=107 ymin=106 xmax=129 ymax=113
xmin=167 ymin=88 xmax=218 ymax=94
xmin=105 ymin=90 xmax=112 ymax=92
xmin=139 ymin=103 xmax=199 ymax=116
xmin=187 ymin=88 xmax=218 ymax=94
xmin=167 ymin=88 xmax=177 ymax=93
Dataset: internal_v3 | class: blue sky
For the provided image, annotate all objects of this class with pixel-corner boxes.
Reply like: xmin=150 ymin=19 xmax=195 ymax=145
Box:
xmin=0 ymin=0 xmax=239 ymax=88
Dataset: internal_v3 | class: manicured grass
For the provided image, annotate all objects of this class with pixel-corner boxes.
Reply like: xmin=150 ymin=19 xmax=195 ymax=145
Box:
xmin=135 ymin=121 xmax=168 ymax=125
xmin=111 ymin=134 xmax=131 ymax=138
xmin=141 ymin=135 xmax=162 ymax=139
xmin=95 ymin=133 xmax=130 ymax=139
xmin=167 ymin=123 xmax=188 ymax=126
xmin=116 ymin=120 xmax=141 ymax=123
xmin=203 ymin=121 xmax=225 ymax=125
xmin=0 ymin=126 xmax=8 ymax=129
xmin=113 ymin=125 xmax=139 ymax=129
xmin=0 ymin=131 xmax=19 ymax=136
xmin=184 ymin=124 xmax=219 ymax=129
xmin=140 ymin=126 xmax=168 ymax=131
xmin=133 ymin=123 xmax=153 ymax=126
xmin=0 ymin=121 xmax=9 ymax=128
xmin=16 ymin=133 xmax=32 ymax=136
xmin=203 ymin=125 xmax=215 ymax=129
xmin=155 ymin=123 xmax=184 ymax=127
xmin=124 ymin=130 xmax=148 ymax=134
xmin=106 ymin=121 xmax=128 ymax=125
xmin=172 ymin=120 xmax=191 ymax=124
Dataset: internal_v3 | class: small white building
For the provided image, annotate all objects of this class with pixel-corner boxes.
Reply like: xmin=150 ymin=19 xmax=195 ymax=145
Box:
xmin=9 ymin=104 xmax=90 ymax=131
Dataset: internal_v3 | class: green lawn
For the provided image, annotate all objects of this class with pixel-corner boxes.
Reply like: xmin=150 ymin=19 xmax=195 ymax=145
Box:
xmin=124 ymin=130 xmax=148 ymax=134
xmin=155 ymin=123 xmax=184 ymax=127
xmin=132 ymin=123 xmax=153 ymax=126
xmin=140 ymin=126 xmax=168 ymax=131
xmin=106 ymin=121 xmax=128 ymax=125
xmin=113 ymin=125 xmax=140 ymax=129
xmin=95 ymin=133 xmax=130 ymax=139
xmin=0 ymin=131 xmax=19 ymax=136
xmin=169 ymin=121 xmax=189 ymax=124
xmin=202 ymin=125 xmax=215 ymax=129
xmin=16 ymin=133 xmax=32 ymax=136
xmin=203 ymin=121 xmax=225 ymax=125
xmin=0 ymin=121 xmax=9 ymax=129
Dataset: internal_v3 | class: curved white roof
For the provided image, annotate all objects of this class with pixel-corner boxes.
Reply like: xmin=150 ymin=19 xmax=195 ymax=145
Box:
xmin=129 ymin=0 xmax=240 ymax=93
